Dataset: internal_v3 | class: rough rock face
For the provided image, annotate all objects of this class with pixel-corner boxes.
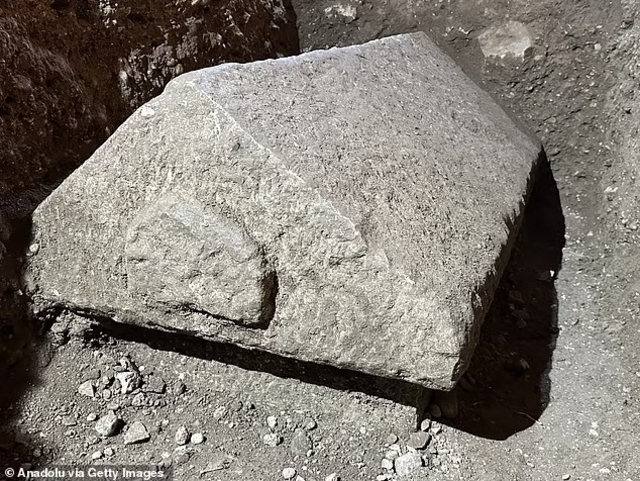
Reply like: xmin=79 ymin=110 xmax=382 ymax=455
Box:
xmin=601 ymin=0 xmax=640 ymax=327
xmin=26 ymin=33 xmax=542 ymax=389
xmin=0 ymin=0 xmax=299 ymax=219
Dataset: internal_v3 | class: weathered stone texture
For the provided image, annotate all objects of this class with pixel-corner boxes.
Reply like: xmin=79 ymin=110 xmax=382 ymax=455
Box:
xmin=26 ymin=33 xmax=541 ymax=389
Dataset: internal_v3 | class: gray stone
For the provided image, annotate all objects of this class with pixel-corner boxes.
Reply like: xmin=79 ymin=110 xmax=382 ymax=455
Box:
xmin=381 ymin=458 xmax=394 ymax=470
xmin=123 ymin=421 xmax=150 ymax=444
xmin=27 ymin=32 xmax=541 ymax=389
xmin=282 ymin=468 xmax=297 ymax=480
xmin=142 ymin=375 xmax=166 ymax=394
xmin=175 ymin=426 xmax=190 ymax=446
xmin=263 ymin=433 xmax=283 ymax=447
xmin=290 ymin=428 xmax=313 ymax=456
xmin=267 ymin=416 xmax=278 ymax=430
xmin=116 ymin=371 xmax=141 ymax=394
xmin=303 ymin=417 xmax=317 ymax=431
xmin=478 ymin=21 xmax=534 ymax=60
xmin=419 ymin=418 xmax=431 ymax=432
xmin=190 ymin=433 xmax=205 ymax=445
xmin=95 ymin=413 xmax=120 ymax=437
xmin=394 ymin=452 xmax=423 ymax=477
xmin=407 ymin=431 xmax=431 ymax=450
xmin=78 ymin=381 xmax=95 ymax=398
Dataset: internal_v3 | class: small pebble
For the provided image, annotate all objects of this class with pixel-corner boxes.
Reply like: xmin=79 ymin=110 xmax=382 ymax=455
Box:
xmin=175 ymin=426 xmax=189 ymax=445
xmin=104 ymin=447 xmax=114 ymax=456
xmin=172 ymin=380 xmax=187 ymax=395
xmin=381 ymin=458 xmax=394 ymax=470
xmin=62 ymin=416 xmax=77 ymax=427
xmin=78 ymin=380 xmax=95 ymax=398
xmin=124 ymin=421 xmax=150 ymax=444
xmin=385 ymin=433 xmax=398 ymax=444
xmin=303 ymin=417 xmax=317 ymax=431
xmin=282 ymin=467 xmax=297 ymax=480
xmin=191 ymin=433 xmax=204 ymax=445
xmin=325 ymin=474 xmax=340 ymax=481
xmin=419 ymin=418 xmax=431 ymax=432
xmin=91 ymin=451 xmax=102 ymax=460
xmin=385 ymin=449 xmax=400 ymax=460
xmin=407 ymin=431 xmax=431 ymax=450
xmin=267 ymin=416 xmax=278 ymax=429
xmin=263 ymin=433 xmax=283 ymax=447
xmin=87 ymin=413 xmax=98 ymax=422
xmin=431 ymin=422 xmax=442 ymax=435
xmin=213 ymin=406 xmax=227 ymax=420
xmin=173 ymin=451 xmax=190 ymax=465
xmin=95 ymin=413 xmax=120 ymax=437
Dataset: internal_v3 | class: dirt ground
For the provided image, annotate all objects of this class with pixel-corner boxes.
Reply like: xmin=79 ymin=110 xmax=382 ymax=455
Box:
xmin=1 ymin=0 xmax=640 ymax=480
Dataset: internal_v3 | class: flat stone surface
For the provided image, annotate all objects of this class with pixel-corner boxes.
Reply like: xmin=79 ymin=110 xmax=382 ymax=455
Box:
xmin=26 ymin=32 xmax=541 ymax=389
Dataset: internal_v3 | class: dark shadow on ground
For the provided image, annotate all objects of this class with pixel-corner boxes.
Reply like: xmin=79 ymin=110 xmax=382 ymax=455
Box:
xmin=435 ymin=157 xmax=565 ymax=440
xmin=75 ymin=314 xmax=428 ymax=411
xmin=0 ymin=217 xmax=50 ymax=471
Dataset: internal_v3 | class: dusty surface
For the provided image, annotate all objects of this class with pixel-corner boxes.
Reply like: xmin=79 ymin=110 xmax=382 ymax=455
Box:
xmin=2 ymin=0 xmax=640 ymax=480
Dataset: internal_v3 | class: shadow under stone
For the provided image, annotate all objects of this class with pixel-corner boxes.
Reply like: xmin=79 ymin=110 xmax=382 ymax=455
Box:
xmin=438 ymin=156 xmax=565 ymax=440
xmin=0 ymin=217 xmax=54 ymax=470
